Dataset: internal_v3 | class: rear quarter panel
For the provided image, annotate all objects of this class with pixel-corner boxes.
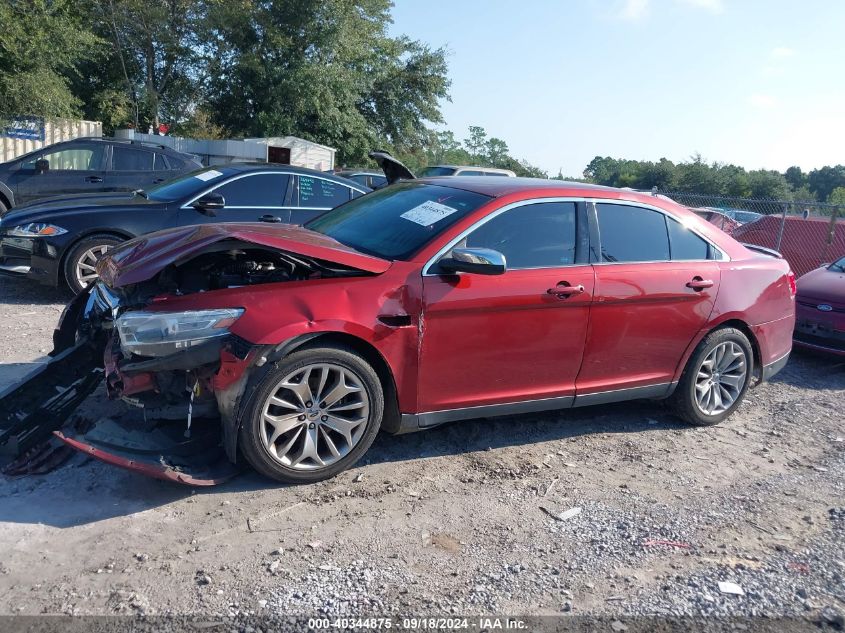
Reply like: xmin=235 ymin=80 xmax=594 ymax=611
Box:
xmin=707 ymin=255 xmax=795 ymax=367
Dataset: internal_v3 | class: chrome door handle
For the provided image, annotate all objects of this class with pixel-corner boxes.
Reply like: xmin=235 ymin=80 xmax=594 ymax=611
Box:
xmin=547 ymin=283 xmax=585 ymax=298
xmin=686 ymin=277 xmax=714 ymax=291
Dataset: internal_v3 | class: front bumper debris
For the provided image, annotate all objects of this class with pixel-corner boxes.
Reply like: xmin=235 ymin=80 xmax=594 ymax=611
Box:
xmin=55 ymin=416 xmax=240 ymax=486
xmin=0 ymin=341 xmax=104 ymax=461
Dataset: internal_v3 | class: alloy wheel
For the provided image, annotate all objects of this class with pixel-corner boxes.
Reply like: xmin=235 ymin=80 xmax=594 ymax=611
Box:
xmin=75 ymin=244 xmax=111 ymax=288
xmin=260 ymin=363 xmax=370 ymax=470
xmin=694 ymin=341 xmax=748 ymax=416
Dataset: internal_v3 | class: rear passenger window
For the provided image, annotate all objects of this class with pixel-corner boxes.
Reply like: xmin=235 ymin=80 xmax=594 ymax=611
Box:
xmin=463 ymin=202 xmax=576 ymax=269
xmin=596 ymin=203 xmax=669 ymax=263
xmin=667 ymin=217 xmax=710 ymax=260
xmin=112 ymin=147 xmax=155 ymax=171
xmin=298 ymin=176 xmax=349 ymax=207
xmin=154 ymin=154 xmax=169 ymax=170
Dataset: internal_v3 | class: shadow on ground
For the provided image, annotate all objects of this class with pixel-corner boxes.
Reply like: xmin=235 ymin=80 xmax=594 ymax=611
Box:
xmin=0 ymin=399 xmax=683 ymax=529
xmin=0 ymin=276 xmax=70 ymax=306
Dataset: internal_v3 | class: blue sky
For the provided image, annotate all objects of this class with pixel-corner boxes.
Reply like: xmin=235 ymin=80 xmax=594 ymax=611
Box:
xmin=389 ymin=0 xmax=845 ymax=177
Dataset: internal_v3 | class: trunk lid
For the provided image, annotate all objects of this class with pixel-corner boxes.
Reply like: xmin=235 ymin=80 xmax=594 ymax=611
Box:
xmin=98 ymin=223 xmax=392 ymax=287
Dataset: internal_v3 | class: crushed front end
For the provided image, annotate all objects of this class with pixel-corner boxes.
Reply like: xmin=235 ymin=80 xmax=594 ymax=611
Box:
xmin=1 ymin=225 xmax=383 ymax=484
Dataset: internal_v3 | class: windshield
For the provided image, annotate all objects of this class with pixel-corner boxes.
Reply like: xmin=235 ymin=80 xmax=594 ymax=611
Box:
xmin=146 ymin=167 xmax=228 ymax=202
xmin=829 ymin=255 xmax=845 ymax=272
xmin=305 ymin=182 xmax=490 ymax=260
xmin=419 ymin=166 xmax=457 ymax=177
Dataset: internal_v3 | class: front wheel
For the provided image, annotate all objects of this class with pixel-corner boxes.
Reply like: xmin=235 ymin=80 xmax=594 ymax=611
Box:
xmin=63 ymin=234 xmax=122 ymax=293
xmin=670 ymin=327 xmax=753 ymax=426
xmin=238 ymin=345 xmax=384 ymax=483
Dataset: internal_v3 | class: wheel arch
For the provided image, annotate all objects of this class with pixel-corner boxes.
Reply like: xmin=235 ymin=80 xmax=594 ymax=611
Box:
xmin=675 ymin=316 xmax=763 ymax=384
xmin=0 ymin=182 xmax=13 ymax=210
xmin=58 ymin=230 xmax=132 ymax=277
xmin=265 ymin=331 xmax=403 ymax=434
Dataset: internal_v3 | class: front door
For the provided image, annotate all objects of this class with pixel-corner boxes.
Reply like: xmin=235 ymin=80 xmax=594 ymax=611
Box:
xmin=576 ymin=202 xmax=722 ymax=394
xmin=14 ymin=143 xmax=107 ymax=204
xmin=418 ymin=200 xmax=595 ymax=412
xmin=177 ymin=173 xmax=293 ymax=226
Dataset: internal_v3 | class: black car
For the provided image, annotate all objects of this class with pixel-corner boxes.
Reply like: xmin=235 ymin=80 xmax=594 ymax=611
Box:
xmin=0 ymin=163 xmax=369 ymax=292
xmin=333 ymin=169 xmax=388 ymax=189
xmin=0 ymin=137 xmax=202 ymax=213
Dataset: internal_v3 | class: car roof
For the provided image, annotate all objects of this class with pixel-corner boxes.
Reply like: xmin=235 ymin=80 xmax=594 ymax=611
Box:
xmin=218 ymin=162 xmax=371 ymax=188
xmin=9 ymin=136 xmax=196 ymax=159
xmin=415 ymin=176 xmax=626 ymax=198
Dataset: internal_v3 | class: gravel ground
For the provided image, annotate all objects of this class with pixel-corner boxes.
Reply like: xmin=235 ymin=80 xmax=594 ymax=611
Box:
xmin=0 ymin=274 xmax=843 ymax=630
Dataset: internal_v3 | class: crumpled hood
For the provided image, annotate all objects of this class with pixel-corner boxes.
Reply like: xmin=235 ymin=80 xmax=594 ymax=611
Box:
xmin=796 ymin=265 xmax=845 ymax=305
xmin=97 ymin=222 xmax=392 ymax=287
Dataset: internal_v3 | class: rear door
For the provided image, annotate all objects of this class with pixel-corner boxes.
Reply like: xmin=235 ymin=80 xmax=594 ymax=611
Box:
xmin=418 ymin=200 xmax=595 ymax=412
xmin=177 ymin=172 xmax=292 ymax=225
xmin=289 ymin=174 xmax=359 ymax=224
xmin=14 ymin=143 xmax=107 ymax=203
xmin=576 ymin=201 xmax=722 ymax=395
xmin=106 ymin=145 xmax=163 ymax=191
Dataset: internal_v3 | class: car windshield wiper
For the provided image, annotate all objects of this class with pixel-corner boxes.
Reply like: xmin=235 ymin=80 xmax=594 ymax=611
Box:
xmin=132 ymin=189 xmax=148 ymax=199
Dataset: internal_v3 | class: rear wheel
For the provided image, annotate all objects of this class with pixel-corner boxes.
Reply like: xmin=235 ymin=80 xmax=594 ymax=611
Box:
xmin=670 ymin=327 xmax=753 ymax=426
xmin=238 ymin=345 xmax=384 ymax=483
xmin=63 ymin=234 xmax=122 ymax=293
xmin=0 ymin=198 xmax=8 ymax=215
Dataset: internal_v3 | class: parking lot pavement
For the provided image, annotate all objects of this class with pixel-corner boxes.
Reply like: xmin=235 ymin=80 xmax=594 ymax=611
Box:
xmin=0 ymin=274 xmax=843 ymax=624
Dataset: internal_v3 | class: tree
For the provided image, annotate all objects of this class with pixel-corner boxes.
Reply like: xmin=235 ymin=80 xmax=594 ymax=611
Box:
xmin=74 ymin=0 xmax=207 ymax=131
xmin=808 ymin=165 xmax=845 ymax=202
xmin=464 ymin=125 xmax=488 ymax=159
xmin=784 ymin=166 xmax=806 ymax=190
xmin=204 ymin=0 xmax=449 ymax=165
xmin=829 ymin=186 xmax=845 ymax=207
xmin=0 ymin=0 xmax=101 ymax=122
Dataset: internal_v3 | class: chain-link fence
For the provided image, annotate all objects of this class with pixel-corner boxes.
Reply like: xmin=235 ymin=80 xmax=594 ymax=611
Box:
xmin=657 ymin=191 xmax=845 ymax=277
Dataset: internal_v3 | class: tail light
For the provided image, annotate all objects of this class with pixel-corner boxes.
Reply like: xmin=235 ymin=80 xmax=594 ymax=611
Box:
xmin=787 ymin=271 xmax=797 ymax=298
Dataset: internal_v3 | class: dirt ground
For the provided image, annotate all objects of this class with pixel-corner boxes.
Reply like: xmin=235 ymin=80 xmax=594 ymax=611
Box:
xmin=0 ymin=274 xmax=843 ymax=627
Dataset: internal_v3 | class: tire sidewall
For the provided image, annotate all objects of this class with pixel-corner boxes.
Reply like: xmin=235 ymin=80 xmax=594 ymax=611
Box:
xmin=238 ymin=345 xmax=384 ymax=483
xmin=682 ymin=328 xmax=753 ymax=425
xmin=63 ymin=235 xmax=122 ymax=293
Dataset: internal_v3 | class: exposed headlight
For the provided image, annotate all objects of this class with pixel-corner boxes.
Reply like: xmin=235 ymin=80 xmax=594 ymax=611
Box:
xmin=7 ymin=223 xmax=69 ymax=237
xmin=116 ymin=308 xmax=244 ymax=357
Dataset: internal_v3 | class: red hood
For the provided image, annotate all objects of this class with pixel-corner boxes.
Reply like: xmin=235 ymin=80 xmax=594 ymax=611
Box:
xmin=97 ymin=223 xmax=391 ymax=287
xmin=796 ymin=265 xmax=845 ymax=305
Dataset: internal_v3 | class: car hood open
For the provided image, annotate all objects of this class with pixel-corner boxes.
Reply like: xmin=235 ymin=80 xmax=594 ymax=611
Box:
xmin=97 ymin=222 xmax=392 ymax=287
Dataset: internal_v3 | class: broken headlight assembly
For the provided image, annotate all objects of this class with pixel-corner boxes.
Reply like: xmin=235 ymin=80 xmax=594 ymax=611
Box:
xmin=115 ymin=308 xmax=244 ymax=357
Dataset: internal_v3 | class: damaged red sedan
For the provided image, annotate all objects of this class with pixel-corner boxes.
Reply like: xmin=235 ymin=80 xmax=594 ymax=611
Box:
xmin=0 ymin=175 xmax=796 ymax=484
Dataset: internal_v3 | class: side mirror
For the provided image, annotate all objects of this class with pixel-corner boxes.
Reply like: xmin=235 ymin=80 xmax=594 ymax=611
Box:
xmin=35 ymin=159 xmax=49 ymax=174
xmin=192 ymin=192 xmax=225 ymax=216
xmin=438 ymin=247 xmax=506 ymax=276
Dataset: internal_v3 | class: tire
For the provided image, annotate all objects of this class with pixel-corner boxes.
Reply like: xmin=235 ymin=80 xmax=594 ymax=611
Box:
xmin=670 ymin=327 xmax=754 ymax=426
xmin=0 ymin=198 xmax=8 ymax=215
xmin=238 ymin=344 xmax=384 ymax=483
xmin=63 ymin=234 xmax=123 ymax=293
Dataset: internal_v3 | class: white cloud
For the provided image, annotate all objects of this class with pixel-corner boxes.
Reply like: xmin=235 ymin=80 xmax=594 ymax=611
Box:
xmin=747 ymin=94 xmax=778 ymax=109
xmin=618 ymin=0 xmax=649 ymax=20
xmin=770 ymin=46 xmax=796 ymax=59
xmin=676 ymin=0 xmax=724 ymax=12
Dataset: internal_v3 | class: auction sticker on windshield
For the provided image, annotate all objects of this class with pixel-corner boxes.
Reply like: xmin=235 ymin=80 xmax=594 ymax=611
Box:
xmin=194 ymin=170 xmax=223 ymax=182
xmin=400 ymin=201 xmax=458 ymax=226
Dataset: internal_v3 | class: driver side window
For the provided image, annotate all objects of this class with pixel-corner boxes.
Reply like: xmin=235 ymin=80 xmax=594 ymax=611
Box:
xmin=460 ymin=201 xmax=577 ymax=269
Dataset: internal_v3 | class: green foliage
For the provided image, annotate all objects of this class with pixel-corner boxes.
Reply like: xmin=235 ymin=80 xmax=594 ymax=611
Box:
xmin=584 ymin=154 xmax=822 ymax=201
xmin=0 ymin=0 xmax=102 ymax=122
xmin=203 ymin=0 xmax=449 ymax=165
xmin=829 ymin=187 xmax=845 ymax=207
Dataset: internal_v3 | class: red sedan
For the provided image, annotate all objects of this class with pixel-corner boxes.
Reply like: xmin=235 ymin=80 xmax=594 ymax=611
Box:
xmin=0 ymin=176 xmax=797 ymax=484
xmin=793 ymin=255 xmax=845 ymax=356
